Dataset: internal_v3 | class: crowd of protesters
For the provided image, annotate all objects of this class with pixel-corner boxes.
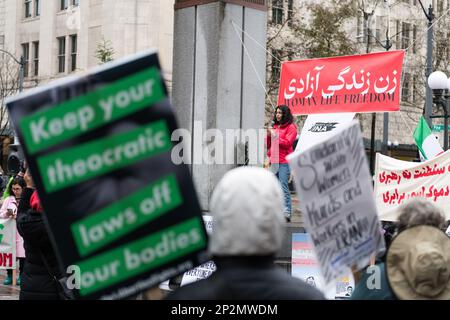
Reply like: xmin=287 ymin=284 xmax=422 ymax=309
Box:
xmin=166 ymin=105 xmax=450 ymax=301
xmin=0 ymin=167 xmax=64 ymax=299
xmin=1 ymin=105 xmax=449 ymax=300
xmin=165 ymin=166 xmax=450 ymax=301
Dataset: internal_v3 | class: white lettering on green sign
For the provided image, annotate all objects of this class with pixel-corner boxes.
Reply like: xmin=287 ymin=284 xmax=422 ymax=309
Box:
xmin=20 ymin=67 xmax=165 ymax=154
xmin=72 ymin=174 xmax=183 ymax=257
xmin=76 ymin=217 xmax=205 ymax=296
xmin=37 ymin=120 xmax=171 ymax=193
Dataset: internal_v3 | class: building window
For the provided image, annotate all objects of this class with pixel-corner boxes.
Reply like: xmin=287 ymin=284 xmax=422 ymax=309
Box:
xmin=35 ymin=0 xmax=40 ymax=16
xmin=33 ymin=41 xmax=39 ymax=76
xmin=271 ymin=49 xmax=282 ymax=82
xmin=287 ymin=0 xmax=293 ymax=27
xmin=438 ymin=0 xmax=444 ymax=13
xmin=401 ymin=22 xmax=410 ymax=49
xmin=70 ymin=35 xmax=77 ymax=72
xmin=272 ymin=0 xmax=283 ymax=25
xmin=60 ymin=0 xmax=68 ymax=10
xmin=58 ymin=37 xmax=66 ymax=73
xmin=22 ymin=43 xmax=29 ymax=77
xmin=447 ymin=43 xmax=450 ymax=62
xmin=395 ymin=20 xmax=400 ymax=49
xmin=72 ymin=0 xmax=79 ymax=6
xmin=412 ymin=25 xmax=417 ymax=53
xmin=402 ymin=73 xmax=410 ymax=102
xmin=375 ymin=15 xmax=382 ymax=41
xmin=357 ymin=14 xmax=365 ymax=43
xmin=412 ymin=75 xmax=418 ymax=104
xmin=24 ymin=0 xmax=32 ymax=18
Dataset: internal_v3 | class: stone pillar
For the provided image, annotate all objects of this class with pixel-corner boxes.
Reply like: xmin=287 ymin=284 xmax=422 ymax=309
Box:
xmin=172 ymin=0 xmax=267 ymax=211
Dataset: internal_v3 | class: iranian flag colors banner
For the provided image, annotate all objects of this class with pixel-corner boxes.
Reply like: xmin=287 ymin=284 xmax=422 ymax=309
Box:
xmin=278 ymin=51 xmax=405 ymax=115
xmin=414 ymin=116 xmax=444 ymax=160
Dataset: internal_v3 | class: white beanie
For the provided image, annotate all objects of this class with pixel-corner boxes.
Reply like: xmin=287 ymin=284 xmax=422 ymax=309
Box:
xmin=209 ymin=167 xmax=285 ymax=256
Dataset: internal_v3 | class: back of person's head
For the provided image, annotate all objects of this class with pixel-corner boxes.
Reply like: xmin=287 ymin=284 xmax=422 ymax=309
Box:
xmin=386 ymin=225 xmax=450 ymax=300
xmin=396 ymin=198 xmax=446 ymax=233
xmin=386 ymin=199 xmax=450 ymax=299
xmin=209 ymin=167 xmax=284 ymax=256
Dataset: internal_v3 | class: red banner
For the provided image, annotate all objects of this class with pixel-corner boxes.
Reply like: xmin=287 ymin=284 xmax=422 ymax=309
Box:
xmin=277 ymin=51 xmax=405 ymax=115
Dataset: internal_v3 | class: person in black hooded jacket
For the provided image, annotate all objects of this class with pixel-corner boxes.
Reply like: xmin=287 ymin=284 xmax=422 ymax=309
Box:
xmin=16 ymin=169 xmax=62 ymax=300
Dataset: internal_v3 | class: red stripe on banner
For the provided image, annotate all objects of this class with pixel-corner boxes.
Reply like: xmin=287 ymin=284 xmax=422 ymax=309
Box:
xmin=292 ymin=242 xmax=311 ymax=250
xmin=278 ymin=51 xmax=405 ymax=115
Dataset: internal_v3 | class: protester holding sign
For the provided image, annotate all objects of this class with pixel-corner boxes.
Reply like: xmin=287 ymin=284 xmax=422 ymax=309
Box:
xmin=350 ymin=225 xmax=396 ymax=300
xmin=7 ymin=51 xmax=208 ymax=299
xmin=16 ymin=170 xmax=63 ymax=300
xmin=0 ymin=176 xmax=26 ymax=285
xmin=353 ymin=198 xmax=447 ymax=300
xmin=266 ymin=105 xmax=298 ymax=222
xmin=167 ymin=167 xmax=324 ymax=300
xmin=288 ymin=121 xmax=385 ymax=285
xmin=387 ymin=225 xmax=450 ymax=300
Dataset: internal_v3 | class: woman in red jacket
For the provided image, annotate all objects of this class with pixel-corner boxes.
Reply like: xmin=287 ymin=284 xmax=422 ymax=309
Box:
xmin=266 ymin=105 xmax=297 ymax=222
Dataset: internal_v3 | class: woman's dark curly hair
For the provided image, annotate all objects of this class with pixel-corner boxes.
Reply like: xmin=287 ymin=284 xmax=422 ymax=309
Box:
xmin=273 ymin=105 xmax=294 ymax=125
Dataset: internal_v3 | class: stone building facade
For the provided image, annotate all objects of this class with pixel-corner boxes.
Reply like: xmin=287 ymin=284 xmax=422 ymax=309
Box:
xmin=0 ymin=0 xmax=174 ymax=89
xmin=0 ymin=0 xmax=174 ymax=171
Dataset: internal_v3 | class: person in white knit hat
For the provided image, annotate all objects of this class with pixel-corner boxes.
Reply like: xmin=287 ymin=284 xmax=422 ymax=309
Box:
xmin=167 ymin=167 xmax=324 ymax=300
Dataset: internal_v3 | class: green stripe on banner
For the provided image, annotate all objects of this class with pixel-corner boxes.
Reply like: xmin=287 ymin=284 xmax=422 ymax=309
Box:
xmin=20 ymin=67 xmax=165 ymax=154
xmin=413 ymin=116 xmax=432 ymax=159
xmin=77 ymin=217 xmax=206 ymax=296
xmin=37 ymin=120 xmax=171 ymax=193
xmin=71 ymin=174 xmax=183 ymax=257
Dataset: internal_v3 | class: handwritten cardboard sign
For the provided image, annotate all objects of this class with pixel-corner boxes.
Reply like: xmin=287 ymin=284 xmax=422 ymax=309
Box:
xmin=374 ymin=150 xmax=450 ymax=221
xmin=0 ymin=219 xmax=16 ymax=269
xmin=278 ymin=51 xmax=404 ymax=115
xmin=288 ymin=121 xmax=385 ymax=284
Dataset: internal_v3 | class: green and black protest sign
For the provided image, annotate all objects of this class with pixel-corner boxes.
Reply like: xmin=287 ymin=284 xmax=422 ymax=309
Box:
xmin=6 ymin=50 xmax=208 ymax=299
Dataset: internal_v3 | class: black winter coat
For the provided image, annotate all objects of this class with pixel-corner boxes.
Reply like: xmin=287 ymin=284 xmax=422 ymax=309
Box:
xmin=17 ymin=188 xmax=62 ymax=300
xmin=166 ymin=256 xmax=325 ymax=300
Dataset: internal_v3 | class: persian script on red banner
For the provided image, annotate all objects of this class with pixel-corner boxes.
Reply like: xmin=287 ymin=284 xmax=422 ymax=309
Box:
xmin=374 ymin=150 xmax=450 ymax=221
xmin=278 ymin=51 xmax=405 ymax=115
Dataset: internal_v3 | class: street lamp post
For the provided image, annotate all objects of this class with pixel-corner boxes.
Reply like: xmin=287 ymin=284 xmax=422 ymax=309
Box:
xmin=361 ymin=5 xmax=377 ymax=174
xmin=18 ymin=56 xmax=24 ymax=93
xmin=417 ymin=1 xmax=434 ymax=128
xmin=364 ymin=1 xmax=394 ymax=171
xmin=367 ymin=27 xmax=393 ymax=156
xmin=428 ymin=71 xmax=450 ymax=150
